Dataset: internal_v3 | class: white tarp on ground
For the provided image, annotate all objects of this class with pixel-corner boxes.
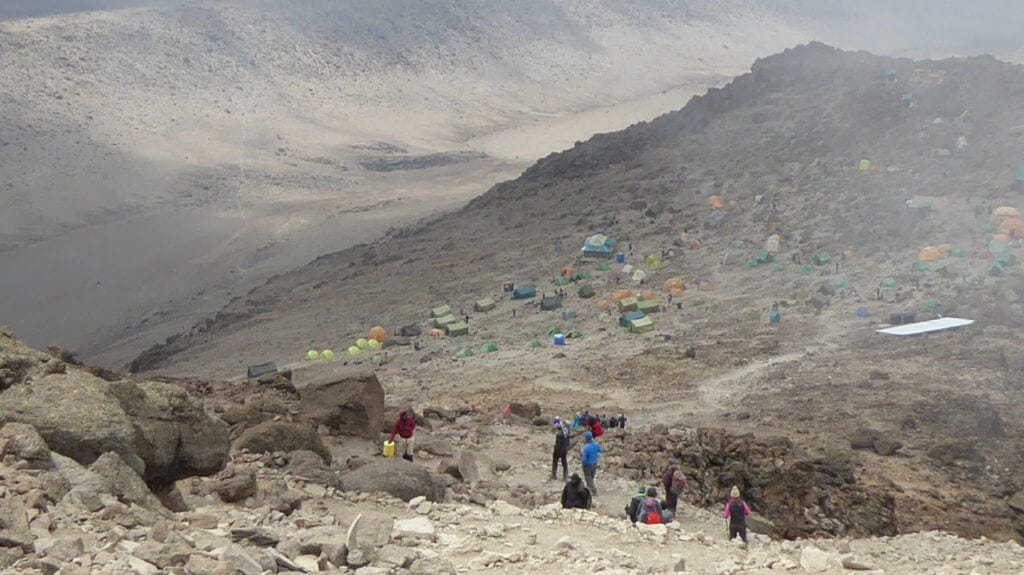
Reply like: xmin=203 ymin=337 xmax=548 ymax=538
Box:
xmin=876 ymin=317 xmax=974 ymax=336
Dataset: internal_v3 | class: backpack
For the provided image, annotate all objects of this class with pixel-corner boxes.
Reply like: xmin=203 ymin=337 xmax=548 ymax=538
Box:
xmin=641 ymin=498 xmax=661 ymax=524
xmin=669 ymin=470 xmax=687 ymax=495
xmin=729 ymin=499 xmax=746 ymax=523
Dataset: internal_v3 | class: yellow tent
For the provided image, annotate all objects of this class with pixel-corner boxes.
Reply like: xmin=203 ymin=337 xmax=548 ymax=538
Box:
xmin=708 ymin=195 xmax=723 ymax=210
xmin=993 ymin=206 xmax=1020 ymax=219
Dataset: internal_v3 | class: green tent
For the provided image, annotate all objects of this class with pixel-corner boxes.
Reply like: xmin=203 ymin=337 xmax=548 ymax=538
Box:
xmin=996 ymin=252 xmax=1017 ymax=266
xmin=813 ymin=252 xmax=832 ymax=266
xmin=1016 ymin=162 xmax=1024 ymax=182
xmin=746 ymin=251 xmax=773 ymax=268
xmin=800 ymin=264 xmax=814 ymax=273
xmin=479 ymin=342 xmax=498 ymax=353
xmin=987 ymin=262 xmax=1006 ymax=276
xmin=474 ymin=298 xmax=496 ymax=312
xmin=629 ymin=316 xmax=654 ymax=333
xmin=880 ymin=277 xmax=897 ymax=288
xmin=619 ymin=310 xmax=645 ymax=327
xmin=434 ymin=314 xmax=457 ymax=328
xmin=920 ymin=300 xmax=939 ymax=312
xmin=430 ymin=305 xmax=452 ymax=318
xmin=617 ymin=297 xmax=639 ymax=312
xmin=554 ymin=277 xmax=571 ymax=287
xmin=596 ymin=263 xmax=610 ymax=271
xmin=546 ymin=327 xmax=561 ymax=337
xmin=446 ymin=322 xmax=469 ymax=336
xmin=771 ymin=264 xmax=784 ymax=272
xmin=455 ymin=347 xmax=474 ymax=358
xmin=833 ymin=277 xmax=850 ymax=289
xmin=525 ymin=339 xmax=543 ymax=349
xmin=561 ymin=309 xmax=578 ymax=320
xmin=540 ymin=295 xmax=563 ymax=311
xmin=912 ymin=261 xmax=930 ymax=272
xmin=637 ymin=299 xmax=660 ymax=314
xmin=577 ymin=284 xmax=596 ymax=298
xmin=567 ymin=329 xmax=583 ymax=339
xmin=951 ymin=248 xmax=969 ymax=258
xmin=581 ymin=234 xmax=615 ymax=258
xmin=513 ymin=285 xmax=536 ymax=299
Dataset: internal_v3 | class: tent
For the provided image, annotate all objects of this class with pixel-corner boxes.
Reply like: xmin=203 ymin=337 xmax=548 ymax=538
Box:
xmin=631 ymin=270 xmax=648 ymax=283
xmin=610 ymin=289 xmax=633 ymax=301
xmin=434 ymin=314 xmax=457 ymax=328
xmin=999 ymin=218 xmax=1024 ymax=239
xmin=479 ymin=342 xmax=498 ymax=353
xmin=561 ymin=309 xmax=578 ymax=320
xmin=918 ymin=247 xmax=941 ymax=261
xmin=513 ymin=285 xmax=537 ymax=300
xmin=455 ymin=347 xmax=474 ymax=358
xmin=525 ymin=339 xmax=543 ymax=349
xmin=637 ymin=299 xmax=661 ymax=314
xmin=401 ymin=324 xmax=422 ymax=337
xmin=1017 ymin=163 xmax=1024 ymax=182
xmin=629 ymin=316 xmax=654 ymax=333
xmin=617 ymin=297 xmax=639 ymax=312
xmin=368 ymin=326 xmax=387 ymax=342
xmin=993 ymin=206 xmax=1020 ymax=219
xmin=619 ymin=310 xmax=646 ymax=327
xmin=474 ymin=298 xmax=496 ymax=312
xmin=577 ymin=284 xmax=596 ymax=298
xmin=621 ymin=264 xmax=634 ymax=274
xmin=663 ymin=277 xmax=685 ymax=292
xmin=765 ymin=234 xmax=781 ymax=253
xmin=430 ymin=305 xmax=452 ymax=318
xmin=581 ymin=234 xmax=615 ymax=258
xmin=567 ymin=329 xmax=583 ymax=339
xmin=247 ymin=362 xmax=278 ymax=378
xmin=446 ymin=322 xmax=469 ymax=336
xmin=708 ymin=195 xmax=723 ymax=209
xmin=813 ymin=252 xmax=832 ymax=266
xmin=540 ymin=295 xmax=563 ymax=311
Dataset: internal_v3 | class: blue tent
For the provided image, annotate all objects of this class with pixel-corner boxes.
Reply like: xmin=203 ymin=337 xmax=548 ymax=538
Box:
xmin=1016 ymin=162 xmax=1024 ymax=182
xmin=618 ymin=310 xmax=646 ymax=327
xmin=581 ymin=234 xmax=615 ymax=258
xmin=513 ymin=285 xmax=537 ymax=300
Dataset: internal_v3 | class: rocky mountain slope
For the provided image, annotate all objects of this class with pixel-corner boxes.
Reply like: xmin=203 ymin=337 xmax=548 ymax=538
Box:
xmin=130 ymin=43 xmax=1024 ymax=542
xmin=3 ymin=329 xmax=1024 ymax=574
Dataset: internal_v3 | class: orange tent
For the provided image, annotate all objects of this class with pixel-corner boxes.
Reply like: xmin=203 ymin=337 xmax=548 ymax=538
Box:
xmin=428 ymin=328 xmax=444 ymax=337
xmin=596 ymin=299 xmax=612 ymax=310
xmin=670 ymin=287 xmax=686 ymax=299
xmin=561 ymin=266 xmax=574 ymax=276
xmin=697 ymin=280 xmax=714 ymax=292
xmin=993 ymin=206 xmax=1020 ymax=220
xmin=662 ymin=277 xmax=685 ymax=292
xmin=610 ymin=289 xmax=634 ymax=301
xmin=999 ymin=218 xmax=1024 ymax=239
xmin=708 ymin=195 xmax=723 ymax=210
xmin=917 ymin=247 xmax=941 ymax=262
xmin=640 ymin=290 xmax=659 ymax=301
xmin=368 ymin=326 xmax=388 ymax=342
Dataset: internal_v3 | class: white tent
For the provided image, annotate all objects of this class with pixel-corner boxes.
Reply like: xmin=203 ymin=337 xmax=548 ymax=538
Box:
xmin=631 ymin=270 xmax=648 ymax=283
xmin=621 ymin=264 xmax=634 ymax=274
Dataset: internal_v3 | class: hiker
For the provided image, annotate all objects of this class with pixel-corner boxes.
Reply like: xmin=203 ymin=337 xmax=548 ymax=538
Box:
xmin=625 ymin=486 xmax=646 ymax=524
xmin=662 ymin=458 xmax=686 ymax=515
xmin=389 ymin=407 xmax=417 ymax=462
xmin=723 ymin=486 xmax=752 ymax=544
xmin=512 ymin=308 xmax=516 ymax=318
xmin=561 ymin=473 xmax=592 ymax=509
xmin=572 ymin=412 xmax=582 ymax=429
xmin=581 ymin=431 xmax=602 ymax=496
xmin=608 ymin=414 xmax=619 ymax=429
xmin=618 ymin=413 xmax=627 ymax=429
xmin=551 ymin=417 xmax=570 ymax=481
xmin=589 ymin=416 xmax=604 ymax=438
xmin=464 ymin=314 xmax=470 ymax=324
xmin=637 ymin=487 xmax=667 ymax=524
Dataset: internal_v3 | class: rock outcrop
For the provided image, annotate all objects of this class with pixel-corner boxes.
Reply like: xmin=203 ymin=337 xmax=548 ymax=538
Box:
xmin=234 ymin=421 xmax=332 ymax=464
xmin=296 ymin=369 xmax=385 ymax=438
xmin=339 ymin=459 xmax=443 ymax=502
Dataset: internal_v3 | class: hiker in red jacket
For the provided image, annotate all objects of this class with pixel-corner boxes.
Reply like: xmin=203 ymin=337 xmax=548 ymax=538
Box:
xmin=389 ymin=408 xmax=417 ymax=462
xmin=589 ymin=416 xmax=604 ymax=439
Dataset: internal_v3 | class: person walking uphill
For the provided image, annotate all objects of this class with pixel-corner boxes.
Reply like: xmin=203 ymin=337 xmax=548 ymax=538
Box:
xmin=551 ymin=417 xmax=570 ymax=481
xmin=389 ymin=408 xmax=417 ymax=462
xmin=581 ymin=431 xmax=602 ymax=496
xmin=662 ymin=458 xmax=686 ymax=515
xmin=723 ymin=486 xmax=752 ymax=544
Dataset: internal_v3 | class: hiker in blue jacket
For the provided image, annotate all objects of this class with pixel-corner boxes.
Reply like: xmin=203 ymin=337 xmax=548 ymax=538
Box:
xmin=581 ymin=431 xmax=603 ymax=496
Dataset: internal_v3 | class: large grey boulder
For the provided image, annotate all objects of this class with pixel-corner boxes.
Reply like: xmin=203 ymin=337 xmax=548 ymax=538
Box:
xmin=108 ymin=380 xmax=230 ymax=487
xmin=0 ymin=371 xmax=143 ymax=473
xmin=0 ymin=422 xmax=53 ymax=469
xmin=295 ymin=369 xmax=385 ymax=438
xmin=234 ymin=421 xmax=331 ymax=464
xmin=88 ymin=452 xmax=164 ymax=510
xmin=339 ymin=459 xmax=442 ymax=502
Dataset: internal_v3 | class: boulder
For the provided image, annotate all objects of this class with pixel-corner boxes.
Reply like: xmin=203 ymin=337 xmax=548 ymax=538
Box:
xmin=234 ymin=421 xmax=331 ymax=464
xmin=283 ymin=450 xmax=339 ymax=487
xmin=391 ymin=517 xmax=436 ymax=542
xmin=132 ymin=540 xmax=192 ymax=569
xmin=1009 ymin=490 xmax=1024 ymax=513
xmin=209 ymin=466 xmax=258 ymax=503
xmin=409 ymin=557 xmax=457 ymax=575
xmin=88 ymin=452 xmax=164 ymax=510
xmin=849 ymin=428 xmax=881 ymax=450
xmin=0 ymin=495 xmax=32 ymax=551
xmin=294 ymin=369 xmax=385 ymax=438
xmin=0 ymin=422 xmax=52 ymax=469
xmin=872 ymin=438 xmax=902 ymax=456
xmin=0 ymin=371 xmax=142 ymax=473
xmin=339 ymin=459 xmax=442 ymax=502
xmin=108 ymin=380 xmax=231 ymax=487
xmin=508 ymin=402 xmax=541 ymax=418
xmin=415 ymin=433 xmax=454 ymax=457
xmin=457 ymin=451 xmax=494 ymax=484
xmin=799 ymin=546 xmax=839 ymax=573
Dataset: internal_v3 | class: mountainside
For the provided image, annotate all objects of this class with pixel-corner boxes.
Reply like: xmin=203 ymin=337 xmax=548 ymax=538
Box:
xmin=132 ymin=43 xmax=1024 ymax=541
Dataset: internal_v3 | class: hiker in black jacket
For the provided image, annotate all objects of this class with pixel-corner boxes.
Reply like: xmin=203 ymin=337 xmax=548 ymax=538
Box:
xmin=561 ymin=473 xmax=592 ymax=509
xmin=624 ymin=486 xmax=646 ymax=523
xmin=551 ymin=417 xmax=570 ymax=480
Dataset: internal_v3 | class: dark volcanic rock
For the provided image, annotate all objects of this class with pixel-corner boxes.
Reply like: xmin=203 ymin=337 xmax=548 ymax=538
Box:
xmin=339 ymin=458 xmax=443 ymax=502
xmin=234 ymin=421 xmax=331 ymax=464
xmin=297 ymin=370 xmax=385 ymax=438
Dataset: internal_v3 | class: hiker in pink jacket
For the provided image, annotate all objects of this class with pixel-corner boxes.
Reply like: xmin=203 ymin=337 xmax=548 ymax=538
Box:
xmin=722 ymin=485 xmax=751 ymax=544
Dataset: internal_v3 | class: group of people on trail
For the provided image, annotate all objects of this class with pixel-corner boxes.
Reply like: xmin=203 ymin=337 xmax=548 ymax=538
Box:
xmin=555 ymin=415 xmax=605 ymax=509
xmin=571 ymin=411 xmax=626 ymax=432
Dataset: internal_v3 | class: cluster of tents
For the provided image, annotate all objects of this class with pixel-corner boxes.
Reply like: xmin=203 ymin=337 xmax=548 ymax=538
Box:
xmin=305 ymin=326 xmax=389 ymax=360
xmin=912 ymin=206 xmax=1023 ymax=276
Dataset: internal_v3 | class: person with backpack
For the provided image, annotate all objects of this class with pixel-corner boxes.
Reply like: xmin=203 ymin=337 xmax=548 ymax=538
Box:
xmin=589 ymin=416 xmax=604 ymax=439
xmin=388 ymin=407 xmax=417 ymax=462
xmin=723 ymin=486 xmax=752 ymax=544
xmin=662 ymin=458 xmax=687 ymax=515
xmin=637 ymin=487 xmax=665 ymax=525
xmin=560 ymin=473 xmax=592 ymax=509
xmin=618 ymin=413 xmax=627 ymax=429
xmin=624 ymin=486 xmax=646 ymax=524
xmin=580 ymin=431 xmax=602 ymax=496
xmin=550 ymin=417 xmax=570 ymax=481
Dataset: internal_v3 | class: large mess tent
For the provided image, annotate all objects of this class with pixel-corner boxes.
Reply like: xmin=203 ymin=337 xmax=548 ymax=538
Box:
xmin=581 ymin=234 xmax=615 ymax=258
